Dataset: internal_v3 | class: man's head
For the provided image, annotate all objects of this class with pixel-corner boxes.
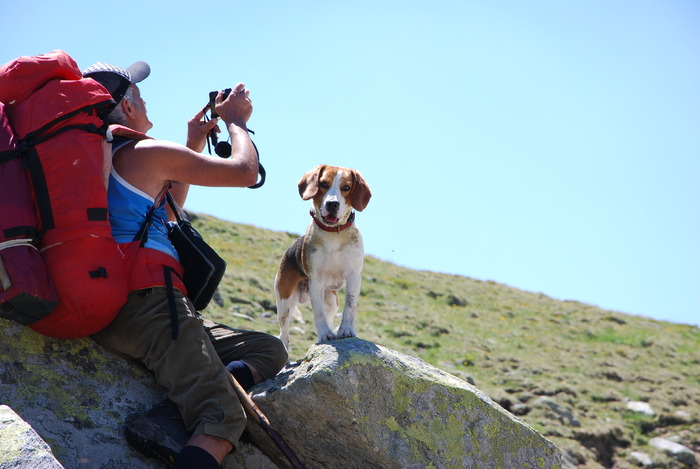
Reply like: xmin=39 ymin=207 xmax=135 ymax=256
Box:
xmin=83 ymin=60 xmax=153 ymax=132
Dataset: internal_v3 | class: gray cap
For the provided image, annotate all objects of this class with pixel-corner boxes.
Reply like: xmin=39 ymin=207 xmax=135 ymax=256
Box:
xmin=83 ymin=60 xmax=150 ymax=104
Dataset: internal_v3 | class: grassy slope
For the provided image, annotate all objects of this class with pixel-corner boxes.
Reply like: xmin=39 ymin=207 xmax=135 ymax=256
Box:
xmin=191 ymin=212 xmax=699 ymax=469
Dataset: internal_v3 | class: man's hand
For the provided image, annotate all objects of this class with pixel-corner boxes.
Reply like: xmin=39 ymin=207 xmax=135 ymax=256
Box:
xmin=186 ymin=108 xmax=219 ymax=153
xmin=214 ymin=83 xmax=253 ymax=129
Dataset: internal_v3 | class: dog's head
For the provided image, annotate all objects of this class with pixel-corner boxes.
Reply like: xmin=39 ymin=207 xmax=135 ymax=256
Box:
xmin=298 ymin=165 xmax=372 ymax=225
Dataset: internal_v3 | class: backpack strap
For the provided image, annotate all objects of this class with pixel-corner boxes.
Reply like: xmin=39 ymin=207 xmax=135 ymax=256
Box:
xmin=109 ymin=124 xmax=152 ymax=141
xmin=131 ymin=182 xmax=182 ymax=341
xmin=163 ymin=265 xmax=179 ymax=340
xmin=132 ymin=183 xmax=171 ymax=246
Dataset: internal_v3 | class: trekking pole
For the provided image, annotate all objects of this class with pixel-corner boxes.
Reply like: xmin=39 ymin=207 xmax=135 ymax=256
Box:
xmin=230 ymin=377 xmax=306 ymax=469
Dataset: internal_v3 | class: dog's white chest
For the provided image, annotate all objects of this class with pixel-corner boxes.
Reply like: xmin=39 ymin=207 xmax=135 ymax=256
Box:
xmin=305 ymin=227 xmax=364 ymax=289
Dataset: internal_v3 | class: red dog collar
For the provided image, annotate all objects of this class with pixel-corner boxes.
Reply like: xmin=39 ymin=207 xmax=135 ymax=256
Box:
xmin=310 ymin=210 xmax=355 ymax=233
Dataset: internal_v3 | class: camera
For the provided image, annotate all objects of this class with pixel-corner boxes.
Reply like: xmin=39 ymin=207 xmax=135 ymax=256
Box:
xmin=204 ymin=88 xmax=266 ymax=189
xmin=208 ymin=88 xmax=232 ymax=119
xmin=207 ymin=88 xmax=233 ymax=157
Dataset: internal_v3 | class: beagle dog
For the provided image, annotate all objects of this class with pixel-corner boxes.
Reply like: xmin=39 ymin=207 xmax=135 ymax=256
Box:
xmin=275 ymin=165 xmax=372 ymax=350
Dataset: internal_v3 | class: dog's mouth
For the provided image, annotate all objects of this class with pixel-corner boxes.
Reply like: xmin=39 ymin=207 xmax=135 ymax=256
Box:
xmin=322 ymin=214 xmax=339 ymax=224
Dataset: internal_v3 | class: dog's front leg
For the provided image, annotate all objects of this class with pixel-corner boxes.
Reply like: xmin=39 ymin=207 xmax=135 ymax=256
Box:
xmin=336 ymin=272 xmax=360 ymax=339
xmin=309 ymin=279 xmax=336 ymax=342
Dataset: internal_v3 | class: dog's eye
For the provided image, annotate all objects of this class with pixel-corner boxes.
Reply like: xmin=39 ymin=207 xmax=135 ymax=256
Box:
xmin=319 ymin=181 xmax=329 ymax=189
xmin=341 ymin=185 xmax=351 ymax=192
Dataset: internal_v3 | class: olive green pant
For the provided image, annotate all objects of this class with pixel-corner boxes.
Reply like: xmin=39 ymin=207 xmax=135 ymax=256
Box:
xmin=93 ymin=287 xmax=288 ymax=444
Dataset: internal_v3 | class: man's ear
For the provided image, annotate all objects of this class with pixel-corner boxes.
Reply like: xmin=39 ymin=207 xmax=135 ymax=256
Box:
xmin=121 ymin=98 xmax=137 ymax=119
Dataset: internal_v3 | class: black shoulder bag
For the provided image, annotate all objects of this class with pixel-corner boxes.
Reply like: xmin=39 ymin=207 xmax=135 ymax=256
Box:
xmin=135 ymin=187 xmax=226 ymax=340
xmin=165 ymin=191 xmax=226 ymax=311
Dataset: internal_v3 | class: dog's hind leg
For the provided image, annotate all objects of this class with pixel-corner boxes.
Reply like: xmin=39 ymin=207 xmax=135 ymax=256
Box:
xmin=276 ymin=297 xmax=294 ymax=352
xmin=292 ymin=281 xmax=309 ymax=323
xmin=275 ymin=266 xmax=307 ymax=351
xmin=290 ymin=305 xmax=304 ymax=323
xmin=276 ymin=286 xmax=301 ymax=352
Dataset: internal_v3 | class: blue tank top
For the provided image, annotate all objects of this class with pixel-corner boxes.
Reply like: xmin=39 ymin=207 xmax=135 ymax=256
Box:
xmin=107 ymin=148 xmax=179 ymax=260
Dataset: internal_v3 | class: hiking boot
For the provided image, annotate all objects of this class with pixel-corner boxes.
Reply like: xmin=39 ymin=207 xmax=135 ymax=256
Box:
xmin=125 ymin=399 xmax=190 ymax=468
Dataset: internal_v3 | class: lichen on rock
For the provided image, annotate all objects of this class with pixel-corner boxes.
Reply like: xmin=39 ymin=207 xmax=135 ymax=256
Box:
xmin=246 ymin=337 xmax=562 ymax=469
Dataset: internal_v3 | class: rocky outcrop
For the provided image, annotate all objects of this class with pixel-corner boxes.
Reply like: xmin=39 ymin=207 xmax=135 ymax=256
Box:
xmin=1 ymin=318 xmax=562 ymax=468
xmin=0 ymin=318 xmax=168 ymax=468
xmin=0 ymin=405 xmax=64 ymax=468
xmin=245 ymin=338 xmax=562 ymax=468
xmin=0 ymin=318 xmax=274 ymax=469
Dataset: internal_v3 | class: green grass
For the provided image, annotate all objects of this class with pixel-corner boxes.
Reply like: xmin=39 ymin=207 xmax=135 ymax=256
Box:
xmin=189 ymin=211 xmax=700 ymax=468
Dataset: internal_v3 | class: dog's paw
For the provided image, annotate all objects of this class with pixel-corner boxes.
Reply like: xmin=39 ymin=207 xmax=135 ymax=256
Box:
xmin=317 ymin=330 xmax=338 ymax=343
xmin=335 ymin=326 xmax=356 ymax=339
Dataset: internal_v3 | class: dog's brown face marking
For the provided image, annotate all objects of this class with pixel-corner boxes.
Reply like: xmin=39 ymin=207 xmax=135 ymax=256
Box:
xmin=316 ymin=168 xmax=352 ymax=218
xmin=298 ymin=165 xmax=372 ymax=214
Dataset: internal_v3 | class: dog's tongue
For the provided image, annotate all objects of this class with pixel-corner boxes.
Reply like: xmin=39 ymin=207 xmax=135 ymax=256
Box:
xmin=324 ymin=214 xmax=339 ymax=224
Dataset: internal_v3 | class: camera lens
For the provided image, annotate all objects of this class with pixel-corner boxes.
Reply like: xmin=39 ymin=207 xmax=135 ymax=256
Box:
xmin=214 ymin=141 xmax=232 ymax=158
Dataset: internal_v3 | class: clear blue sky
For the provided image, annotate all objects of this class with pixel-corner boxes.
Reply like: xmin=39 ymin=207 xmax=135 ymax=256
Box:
xmin=3 ymin=1 xmax=699 ymax=327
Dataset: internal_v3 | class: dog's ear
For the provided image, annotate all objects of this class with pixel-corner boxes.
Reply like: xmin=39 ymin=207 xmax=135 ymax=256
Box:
xmin=298 ymin=165 xmax=326 ymax=200
xmin=350 ymin=170 xmax=372 ymax=211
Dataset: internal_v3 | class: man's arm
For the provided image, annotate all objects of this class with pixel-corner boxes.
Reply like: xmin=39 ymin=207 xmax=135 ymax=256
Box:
xmin=114 ymin=84 xmax=258 ymax=208
xmin=170 ymin=83 xmax=258 ymax=190
xmin=140 ymin=133 xmax=258 ymax=188
xmin=168 ymin=87 xmax=256 ymax=210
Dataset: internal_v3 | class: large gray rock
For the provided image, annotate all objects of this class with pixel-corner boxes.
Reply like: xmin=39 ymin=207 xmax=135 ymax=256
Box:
xmin=0 ymin=318 xmax=168 ymax=468
xmin=245 ymin=338 xmax=562 ymax=469
xmin=1 ymin=318 xmax=562 ymax=469
xmin=0 ymin=405 xmax=64 ymax=468
xmin=0 ymin=318 xmax=272 ymax=469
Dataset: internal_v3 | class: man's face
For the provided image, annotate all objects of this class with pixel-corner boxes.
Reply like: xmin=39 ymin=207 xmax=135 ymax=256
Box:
xmin=128 ymin=84 xmax=153 ymax=132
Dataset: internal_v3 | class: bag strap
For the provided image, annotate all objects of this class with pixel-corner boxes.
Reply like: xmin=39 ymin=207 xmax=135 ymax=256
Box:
xmin=161 ymin=189 xmax=188 ymax=341
xmin=162 ymin=188 xmax=195 ymax=341
xmin=133 ymin=183 xmax=171 ymax=245
xmin=164 ymin=191 xmax=187 ymax=223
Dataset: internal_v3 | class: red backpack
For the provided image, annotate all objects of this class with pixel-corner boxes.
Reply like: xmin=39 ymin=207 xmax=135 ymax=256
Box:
xmin=0 ymin=101 xmax=57 ymax=323
xmin=0 ymin=50 xmax=130 ymax=338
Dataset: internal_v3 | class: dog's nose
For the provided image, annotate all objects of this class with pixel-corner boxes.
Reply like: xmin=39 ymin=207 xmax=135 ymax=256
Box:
xmin=326 ymin=200 xmax=340 ymax=215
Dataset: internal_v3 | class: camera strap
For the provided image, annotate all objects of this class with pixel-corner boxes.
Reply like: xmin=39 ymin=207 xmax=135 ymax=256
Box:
xmin=202 ymin=106 xmax=265 ymax=189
